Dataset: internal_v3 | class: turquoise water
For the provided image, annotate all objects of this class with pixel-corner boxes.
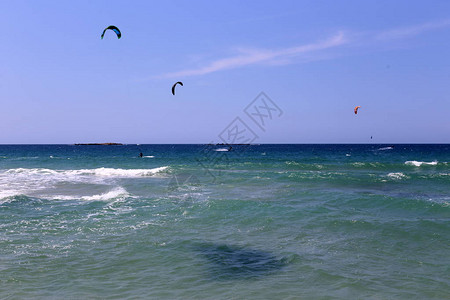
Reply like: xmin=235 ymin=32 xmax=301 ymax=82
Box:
xmin=1 ymin=144 xmax=449 ymax=299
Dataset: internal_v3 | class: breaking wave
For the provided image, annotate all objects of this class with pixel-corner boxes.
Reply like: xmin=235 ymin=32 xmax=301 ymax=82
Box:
xmin=49 ymin=187 xmax=132 ymax=201
xmin=405 ymin=161 xmax=438 ymax=167
xmin=387 ymin=172 xmax=408 ymax=180
xmin=378 ymin=146 xmax=393 ymax=151
xmin=0 ymin=167 xmax=169 ymax=200
xmin=4 ymin=166 xmax=168 ymax=177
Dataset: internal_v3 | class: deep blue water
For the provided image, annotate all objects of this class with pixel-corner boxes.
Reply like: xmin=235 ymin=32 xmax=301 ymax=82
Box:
xmin=0 ymin=144 xmax=449 ymax=299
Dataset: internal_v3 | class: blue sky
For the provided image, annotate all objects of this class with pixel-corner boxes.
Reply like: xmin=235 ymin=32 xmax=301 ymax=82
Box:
xmin=0 ymin=0 xmax=449 ymax=143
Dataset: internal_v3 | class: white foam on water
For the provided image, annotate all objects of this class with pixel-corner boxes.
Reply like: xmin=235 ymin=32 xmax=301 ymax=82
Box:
xmin=0 ymin=166 xmax=169 ymax=200
xmin=215 ymin=148 xmax=229 ymax=152
xmin=387 ymin=172 xmax=408 ymax=180
xmin=74 ymin=166 xmax=168 ymax=177
xmin=0 ymin=191 xmax=26 ymax=204
xmin=47 ymin=187 xmax=132 ymax=201
xmin=405 ymin=161 xmax=438 ymax=167
xmin=285 ymin=161 xmax=302 ymax=166
xmin=143 ymin=156 xmax=154 ymax=158
xmin=4 ymin=166 xmax=168 ymax=178
xmin=378 ymin=147 xmax=393 ymax=151
xmin=83 ymin=187 xmax=131 ymax=201
xmin=427 ymin=196 xmax=450 ymax=207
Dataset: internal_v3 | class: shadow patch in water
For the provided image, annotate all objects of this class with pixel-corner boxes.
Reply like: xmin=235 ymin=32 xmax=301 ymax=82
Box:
xmin=194 ymin=243 xmax=287 ymax=280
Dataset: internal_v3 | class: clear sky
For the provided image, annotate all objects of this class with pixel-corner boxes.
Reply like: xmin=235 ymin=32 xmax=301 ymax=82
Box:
xmin=1 ymin=0 xmax=449 ymax=143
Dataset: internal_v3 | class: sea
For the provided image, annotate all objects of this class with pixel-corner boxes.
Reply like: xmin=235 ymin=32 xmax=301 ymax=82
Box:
xmin=0 ymin=144 xmax=449 ymax=299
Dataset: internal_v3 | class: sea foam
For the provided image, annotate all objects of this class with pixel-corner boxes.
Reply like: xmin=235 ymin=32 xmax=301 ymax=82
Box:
xmin=405 ymin=161 xmax=438 ymax=167
xmin=387 ymin=172 xmax=407 ymax=180
xmin=5 ymin=166 xmax=168 ymax=177
xmin=0 ymin=167 xmax=169 ymax=200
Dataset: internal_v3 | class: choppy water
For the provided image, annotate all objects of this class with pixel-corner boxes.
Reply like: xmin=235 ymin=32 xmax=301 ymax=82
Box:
xmin=0 ymin=144 xmax=449 ymax=299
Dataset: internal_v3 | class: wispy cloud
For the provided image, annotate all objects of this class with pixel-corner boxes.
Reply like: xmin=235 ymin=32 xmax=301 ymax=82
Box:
xmin=376 ymin=19 xmax=450 ymax=40
xmin=158 ymin=19 xmax=450 ymax=78
xmin=160 ymin=32 xmax=347 ymax=78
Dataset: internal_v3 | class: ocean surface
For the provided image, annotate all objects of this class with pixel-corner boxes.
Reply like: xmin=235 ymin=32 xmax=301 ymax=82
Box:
xmin=0 ymin=144 xmax=449 ymax=299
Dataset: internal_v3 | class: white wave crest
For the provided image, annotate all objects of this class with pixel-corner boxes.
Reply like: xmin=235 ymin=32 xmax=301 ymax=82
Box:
xmin=82 ymin=187 xmax=131 ymax=201
xmin=0 ymin=167 xmax=169 ymax=201
xmin=0 ymin=191 xmax=25 ymax=203
xmin=69 ymin=186 xmax=132 ymax=201
xmin=215 ymin=148 xmax=230 ymax=152
xmin=378 ymin=147 xmax=393 ymax=151
xmin=387 ymin=172 xmax=407 ymax=180
xmin=5 ymin=166 xmax=168 ymax=178
xmin=50 ymin=187 xmax=131 ymax=201
xmin=405 ymin=161 xmax=438 ymax=167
